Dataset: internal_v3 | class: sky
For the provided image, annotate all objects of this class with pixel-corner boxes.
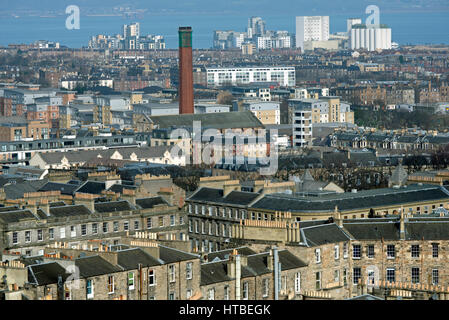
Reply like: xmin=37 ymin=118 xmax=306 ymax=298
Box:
xmin=1 ymin=0 xmax=448 ymax=16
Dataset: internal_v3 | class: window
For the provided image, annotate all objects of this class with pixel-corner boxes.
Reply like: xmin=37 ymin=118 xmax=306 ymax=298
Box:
xmin=353 ymin=268 xmax=362 ymax=285
xmin=169 ymin=265 xmax=176 ymax=282
xmin=25 ymin=231 xmax=31 ymax=243
xmin=113 ymin=221 xmax=119 ymax=232
xmin=148 ymin=269 xmax=156 ymax=286
xmin=179 ymin=216 xmax=184 ymax=225
xmin=295 ymin=272 xmax=301 ymax=293
xmin=387 ymin=245 xmax=395 ymax=258
xmin=334 ymin=270 xmax=340 ymax=283
xmin=102 ymin=222 xmax=108 ymax=233
xmin=243 ymin=282 xmax=249 ymax=300
xmin=86 ymin=279 xmax=94 ymax=299
xmin=208 ymin=288 xmax=215 ymax=300
xmin=386 ymin=268 xmax=395 ymax=283
xmin=159 ymin=217 xmax=164 ymax=227
xmin=432 ymin=243 xmax=439 ymax=258
xmin=128 ymin=272 xmax=135 ymax=290
xmin=186 ymin=289 xmax=192 ymax=299
xmin=343 ymin=243 xmax=348 ymax=258
xmin=60 ymin=227 xmax=66 ymax=239
xmin=315 ymin=248 xmax=321 ymax=263
xmin=186 ymin=262 xmax=193 ymax=280
xmin=70 ymin=226 xmax=76 ymax=237
xmin=224 ymin=286 xmax=230 ymax=300
xmin=37 ymin=229 xmax=43 ymax=241
xmin=334 ymin=245 xmax=339 ymax=259
xmin=134 ymin=221 xmax=139 ymax=230
xmin=81 ymin=224 xmax=87 ymax=236
xmin=411 ymin=267 xmax=420 ymax=284
xmin=367 ymin=245 xmax=375 ymax=258
xmin=147 ymin=218 xmax=152 ymax=229
xmin=315 ymin=272 xmax=321 ymax=290
xmin=352 ymin=244 xmax=361 ymax=259
xmin=49 ymin=228 xmax=54 ymax=240
xmin=170 ymin=215 xmax=175 ymax=226
xmin=263 ymin=278 xmax=269 ymax=297
xmin=124 ymin=221 xmax=129 ymax=231
xmin=108 ymin=276 xmax=114 ymax=294
xmin=432 ymin=269 xmax=439 ymax=285
xmin=169 ymin=292 xmax=175 ymax=300
xmin=92 ymin=223 xmax=98 ymax=234
xmin=411 ymin=245 xmax=420 ymax=258
xmin=343 ymin=269 xmax=347 ymax=286
xmin=188 ymin=204 xmax=192 ymax=214
xmin=12 ymin=232 xmax=18 ymax=244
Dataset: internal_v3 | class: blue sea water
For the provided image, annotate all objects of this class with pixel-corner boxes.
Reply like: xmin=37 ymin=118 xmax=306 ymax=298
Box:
xmin=0 ymin=11 xmax=448 ymax=49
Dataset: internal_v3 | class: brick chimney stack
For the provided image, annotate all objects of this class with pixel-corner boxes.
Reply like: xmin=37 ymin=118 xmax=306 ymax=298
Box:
xmin=178 ymin=26 xmax=194 ymax=114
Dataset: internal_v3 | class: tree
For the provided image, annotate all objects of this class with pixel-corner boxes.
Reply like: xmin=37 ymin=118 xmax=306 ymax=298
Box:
xmin=216 ymin=91 xmax=234 ymax=105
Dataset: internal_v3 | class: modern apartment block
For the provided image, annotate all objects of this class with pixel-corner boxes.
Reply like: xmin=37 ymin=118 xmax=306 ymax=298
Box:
xmin=206 ymin=67 xmax=295 ymax=87
xmin=296 ymin=16 xmax=330 ymax=51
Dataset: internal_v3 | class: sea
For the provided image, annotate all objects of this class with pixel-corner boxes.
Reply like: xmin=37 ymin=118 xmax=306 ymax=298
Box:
xmin=0 ymin=11 xmax=448 ymax=49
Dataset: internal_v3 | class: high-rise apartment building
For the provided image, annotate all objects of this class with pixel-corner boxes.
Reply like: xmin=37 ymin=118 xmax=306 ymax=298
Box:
xmin=247 ymin=16 xmax=266 ymax=38
xmin=295 ymin=16 xmax=330 ymax=51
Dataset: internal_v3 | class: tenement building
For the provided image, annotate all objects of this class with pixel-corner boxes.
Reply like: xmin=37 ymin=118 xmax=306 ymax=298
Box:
xmin=0 ymin=189 xmax=188 ymax=256
xmin=186 ymin=183 xmax=449 ymax=253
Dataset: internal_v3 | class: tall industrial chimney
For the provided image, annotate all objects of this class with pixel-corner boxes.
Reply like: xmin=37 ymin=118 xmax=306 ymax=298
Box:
xmin=178 ymin=26 xmax=194 ymax=114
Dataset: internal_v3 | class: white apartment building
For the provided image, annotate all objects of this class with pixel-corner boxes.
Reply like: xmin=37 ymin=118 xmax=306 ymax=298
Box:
xmin=296 ymin=16 xmax=329 ymax=51
xmin=206 ymin=67 xmax=296 ymax=87
xmin=350 ymin=24 xmax=392 ymax=51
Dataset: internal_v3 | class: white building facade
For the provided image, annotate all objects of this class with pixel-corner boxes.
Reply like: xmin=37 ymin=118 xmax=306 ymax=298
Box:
xmin=206 ymin=67 xmax=296 ymax=87
xmin=296 ymin=16 xmax=330 ymax=51
xmin=350 ymin=25 xmax=392 ymax=51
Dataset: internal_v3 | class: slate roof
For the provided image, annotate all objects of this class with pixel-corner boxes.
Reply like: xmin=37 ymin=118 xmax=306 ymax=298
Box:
xmin=343 ymin=221 xmax=400 ymax=240
xmin=158 ymin=245 xmax=199 ymax=264
xmin=149 ymin=111 xmax=264 ymax=130
xmin=188 ymin=187 xmax=260 ymax=206
xmin=117 ymin=248 xmax=162 ymax=270
xmin=206 ymin=247 xmax=257 ymax=262
xmin=201 ymin=261 xmax=232 ymax=286
xmin=0 ymin=209 xmax=37 ymax=223
xmin=39 ymin=182 xmax=80 ymax=195
xmin=28 ymin=262 xmax=70 ymax=286
xmin=48 ymin=205 xmax=91 ymax=218
xmin=3 ymin=180 xmax=48 ymax=199
xmin=405 ymin=221 xmax=449 ymax=240
xmin=76 ymin=181 xmax=106 ymax=195
xmin=94 ymin=200 xmax=134 ymax=213
xmin=75 ymin=255 xmax=123 ymax=278
xmin=135 ymin=196 xmax=168 ymax=209
xmin=250 ymin=185 xmax=449 ymax=213
xmin=108 ymin=184 xmax=137 ymax=194
xmin=301 ymin=224 xmax=352 ymax=246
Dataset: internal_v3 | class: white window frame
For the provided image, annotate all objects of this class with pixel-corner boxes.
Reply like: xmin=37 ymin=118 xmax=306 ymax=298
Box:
xmin=148 ymin=269 xmax=156 ymax=286
xmin=334 ymin=245 xmax=339 ymax=260
xmin=295 ymin=272 xmax=301 ymax=293
xmin=169 ymin=265 xmax=176 ymax=283
xmin=86 ymin=279 xmax=94 ymax=299
xmin=315 ymin=248 xmax=321 ymax=263
xmin=186 ymin=262 xmax=193 ymax=280
xmin=128 ymin=272 xmax=135 ymax=290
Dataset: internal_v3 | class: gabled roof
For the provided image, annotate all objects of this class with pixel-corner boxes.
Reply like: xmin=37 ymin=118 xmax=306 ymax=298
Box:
xmin=28 ymin=262 xmax=70 ymax=286
xmin=75 ymin=255 xmax=122 ymax=278
xmin=39 ymin=182 xmax=79 ymax=195
xmin=158 ymin=245 xmax=199 ymax=264
xmin=117 ymin=248 xmax=162 ymax=270
xmin=301 ymin=224 xmax=352 ymax=246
